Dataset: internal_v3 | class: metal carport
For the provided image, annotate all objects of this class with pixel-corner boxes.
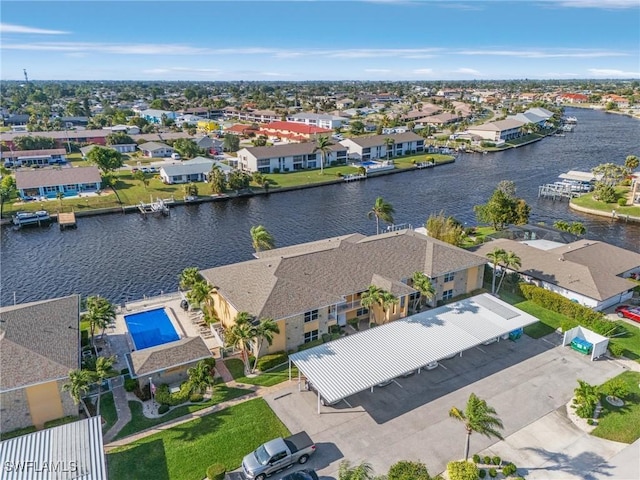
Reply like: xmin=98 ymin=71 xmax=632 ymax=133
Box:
xmin=289 ymin=293 xmax=539 ymax=413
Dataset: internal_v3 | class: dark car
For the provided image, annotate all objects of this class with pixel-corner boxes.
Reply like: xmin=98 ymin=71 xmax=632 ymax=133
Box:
xmin=615 ymin=305 xmax=640 ymax=323
xmin=281 ymin=469 xmax=319 ymax=480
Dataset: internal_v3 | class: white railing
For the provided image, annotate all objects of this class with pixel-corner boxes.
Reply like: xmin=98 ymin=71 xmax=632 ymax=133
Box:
xmin=118 ymin=290 xmax=184 ymax=312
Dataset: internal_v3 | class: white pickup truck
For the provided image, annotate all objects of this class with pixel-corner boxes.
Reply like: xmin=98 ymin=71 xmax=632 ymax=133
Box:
xmin=242 ymin=432 xmax=316 ymax=480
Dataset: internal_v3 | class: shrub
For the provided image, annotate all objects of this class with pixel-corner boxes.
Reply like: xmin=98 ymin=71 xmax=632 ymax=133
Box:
xmin=447 ymin=461 xmax=479 ymax=480
xmin=617 ymin=198 xmax=627 ymax=206
xmin=120 ymin=368 xmax=130 ymax=375
xmin=608 ymin=343 xmax=625 ymax=357
xmin=472 ymin=454 xmax=481 ymax=464
xmin=158 ymin=404 xmax=170 ymax=415
xmin=202 ymin=357 xmax=216 ymax=370
xmin=478 ymin=468 xmax=487 ymax=478
xmin=502 ymin=463 xmax=517 ymax=476
xmin=587 ymin=418 xmax=595 ymax=425
xmin=256 ymin=352 xmax=288 ymax=371
xmin=387 ymin=460 xmax=432 ymax=480
xmin=124 ymin=378 xmax=137 ymax=392
xmin=337 ymin=172 xmax=343 ymax=177
xmin=190 ymin=393 xmax=204 ymax=403
xmin=483 ymin=456 xmax=492 ymax=465
xmin=600 ymin=377 xmax=629 ymax=400
xmin=154 ymin=383 xmax=191 ymax=406
xmin=492 ymin=456 xmax=501 ymax=465
xmin=488 ymin=467 xmax=497 ymax=478
xmin=206 ymin=464 xmax=226 ymax=480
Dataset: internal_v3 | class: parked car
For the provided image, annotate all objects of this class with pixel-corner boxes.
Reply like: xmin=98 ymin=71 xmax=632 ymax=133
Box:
xmin=242 ymin=432 xmax=316 ymax=480
xmin=281 ymin=469 xmax=319 ymax=480
xmin=615 ymin=305 xmax=640 ymax=323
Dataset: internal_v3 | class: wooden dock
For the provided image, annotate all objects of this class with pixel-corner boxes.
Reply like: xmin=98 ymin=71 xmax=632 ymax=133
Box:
xmin=58 ymin=211 xmax=77 ymax=230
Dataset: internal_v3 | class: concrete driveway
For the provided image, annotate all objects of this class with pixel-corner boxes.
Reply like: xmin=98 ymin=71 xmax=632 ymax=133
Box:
xmin=263 ymin=334 xmax=629 ymax=479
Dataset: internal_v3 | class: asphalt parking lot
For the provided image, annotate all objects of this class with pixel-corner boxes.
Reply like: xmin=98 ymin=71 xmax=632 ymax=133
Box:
xmin=263 ymin=333 xmax=628 ymax=479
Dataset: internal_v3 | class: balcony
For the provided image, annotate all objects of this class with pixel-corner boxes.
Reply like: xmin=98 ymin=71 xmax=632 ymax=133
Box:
xmin=337 ymin=299 xmax=362 ymax=313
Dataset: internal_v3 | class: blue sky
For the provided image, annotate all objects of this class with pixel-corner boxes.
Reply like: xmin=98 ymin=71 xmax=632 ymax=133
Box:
xmin=1 ymin=0 xmax=639 ymax=81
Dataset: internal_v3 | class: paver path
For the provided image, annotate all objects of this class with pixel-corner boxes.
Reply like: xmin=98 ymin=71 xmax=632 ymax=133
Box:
xmin=103 ymin=377 xmax=132 ymax=443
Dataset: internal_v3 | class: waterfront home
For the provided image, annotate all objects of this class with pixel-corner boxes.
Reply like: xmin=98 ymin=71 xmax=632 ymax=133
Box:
xmin=199 ymin=230 xmax=487 ymax=354
xmin=1 ymin=148 xmax=67 ymax=168
xmin=466 ymin=118 xmax=526 ymax=142
xmin=159 ymin=157 xmax=232 ymax=184
xmin=558 ymin=93 xmax=589 ymax=104
xmin=510 ymin=112 xmax=547 ymax=128
xmin=474 ymin=238 xmax=640 ymax=310
xmin=237 ymin=141 xmax=347 ymax=173
xmin=340 ymin=132 xmax=425 ymax=161
xmin=138 ymin=141 xmax=174 ymax=158
xmin=15 ymin=166 xmax=102 ymax=199
xmin=126 ymin=336 xmax=212 ymax=391
xmin=286 ymin=112 xmax=349 ymax=130
xmin=526 ymin=107 xmax=555 ymax=120
xmin=0 ymin=295 xmax=81 ymax=433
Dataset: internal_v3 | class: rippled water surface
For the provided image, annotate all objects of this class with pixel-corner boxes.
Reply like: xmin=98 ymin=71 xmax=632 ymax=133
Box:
xmin=2 ymin=108 xmax=639 ymax=306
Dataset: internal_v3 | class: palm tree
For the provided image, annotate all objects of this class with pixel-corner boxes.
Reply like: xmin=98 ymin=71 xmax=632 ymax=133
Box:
xmin=486 ymin=248 xmax=506 ymax=295
xmin=385 ymin=137 xmax=396 ymax=161
xmin=449 ymin=393 xmax=504 ymax=461
xmin=380 ymin=291 xmax=399 ymax=323
xmin=367 ymin=196 xmax=395 ymax=235
xmin=83 ymin=296 xmax=116 ymax=348
xmin=187 ymin=359 xmax=216 ymax=395
xmin=187 ymin=280 xmax=215 ymax=311
xmin=225 ymin=312 xmax=256 ymax=374
xmin=179 ymin=267 xmax=203 ymax=291
xmin=495 ymin=251 xmax=521 ymax=295
xmin=250 ymin=225 xmax=275 ymax=252
xmin=573 ymin=379 xmax=600 ymax=418
xmin=209 ymin=165 xmax=226 ymax=194
xmin=412 ymin=271 xmax=435 ymax=311
xmin=338 ymin=460 xmax=376 ymax=480
xmin=94 ymin=356 xmax=115 ymax=417
xmin=312 ymin=135 xmax=334 ymax=175
xmin=360 ymin=285 xmax=383 ymax=325
xmin=251 ymin=318 xmax=280 ymax=372
xmin=62 ymin=369 xmax=93 ymax=418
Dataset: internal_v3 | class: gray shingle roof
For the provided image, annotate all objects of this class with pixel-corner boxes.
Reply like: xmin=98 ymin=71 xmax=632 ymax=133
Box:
xmin=128 ymin=336 xmax=211 ymax=377
xmin=139 ymin=141 xmax=171 ymax=151
xmin=201 ymin=230 xmax=487 ymax=320
xmin=0 ymin=295 xmax=80 ymax=391
xmin=240 ymin=141 xmax=346 ymax=160
xmin=15 ymin=166 xmax=102 ymax=190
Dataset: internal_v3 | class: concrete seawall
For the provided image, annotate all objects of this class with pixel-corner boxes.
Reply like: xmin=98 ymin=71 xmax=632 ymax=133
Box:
xmin=569 ymin=202 xmax=640 ymax=223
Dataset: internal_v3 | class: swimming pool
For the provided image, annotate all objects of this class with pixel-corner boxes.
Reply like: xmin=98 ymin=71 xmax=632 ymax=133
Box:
xmin=360 ymin=161 xmax=378 ymax=167
xmin=124 ymin=307 xmax=180 ymax=350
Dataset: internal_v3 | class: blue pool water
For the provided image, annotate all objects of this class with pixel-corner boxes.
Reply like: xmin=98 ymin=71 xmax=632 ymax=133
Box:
xmin=124 ymin=307 xmax=179 ymax=350
xmin=360 ymin=161 xmax=378 ymax=167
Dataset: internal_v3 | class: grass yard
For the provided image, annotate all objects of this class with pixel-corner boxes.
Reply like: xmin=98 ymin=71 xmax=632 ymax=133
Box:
xmin=100 ymin=392 xmax=117 ymax=433
xmin=592 ymin=371 xmax=640 ymax=443
xmin=608 ymin=321 xmax=640 ymax=360
xmin=571 ymin=187 xmax=640 ymax=217
xmin=514 ymin=300 xmax=571 ymax=338
xmin=114 ymin=384 xmax=251 ymax=440
xmin=107 ymin=398 xmax=290 ymax=480
xmin=225 ymin=358 xmax=298 ymax=387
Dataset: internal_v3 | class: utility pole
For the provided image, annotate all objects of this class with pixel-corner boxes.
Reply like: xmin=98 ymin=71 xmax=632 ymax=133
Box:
xmin=23 ymin=69 xmax=29 ymax=84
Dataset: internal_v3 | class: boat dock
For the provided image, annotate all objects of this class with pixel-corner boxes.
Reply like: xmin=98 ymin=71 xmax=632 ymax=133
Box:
xmin=12 ymin=210 xmax=51 ymax=227
xmin=416 ymin=161 xmax=436 ymax=169
xmin=58 ymin=211 xmax=77 ymax=230
xmin=538 ymin=183 xmax=580 ymax=200
xmin=343 ymin=173 xmax=367 ymax=182
xmin=138 ymin=198 xmax=170 ymax=217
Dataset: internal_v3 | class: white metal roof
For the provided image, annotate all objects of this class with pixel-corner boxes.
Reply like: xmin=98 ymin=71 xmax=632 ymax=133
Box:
xmin=290 ymin=293 xmax=539 ymax=405
xmin=0 ymin=416 xmax=107 ymax=480
xmin=558 ymin=170 xmax=598 ymax=182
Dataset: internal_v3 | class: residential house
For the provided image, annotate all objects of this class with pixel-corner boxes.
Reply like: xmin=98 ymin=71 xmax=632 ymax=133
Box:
xmin=159 ymin=157 xmax=232 ymax=184
xmin=336 ymin=98 xmax=354 ymax=110
xmin=0 ymin=295 xmax=81 ymax=433
xmin=474 ymin=238 xmax=640 ymax=310
xmin=175 ymin=114 xmax=204 ymax=127
xmin=631 ymin=172 xmax=640 ymax=204
xmin=466 ymin=118 xmax=526 ymax=142
xmin=200 ymin=230 xmax=487 ymax=353
xmin=224 ymin=124 xmax=257 ymax=136
xmin=286 ymin=112 xmax=349 ymax=130
xmin=237 ymin=141 xmax=347 ymax=173
xmin=138 ymin=141 xmax=174 ymax=158
xmin=526 ymin=107 xmax=555 ymax=120
xmin=15 ymin=166 xmax=102 ymax=199
xmin=558 ymin=93 xmax=589 ymax=104
xmin=127 ymin=337 xmax=212 ymax=390
xmin=194 ymin=135 xmax=223 ymax=154
xmin=340 ymin=132 xmax=425 ymax=161
xmin=80 ymin=143 xmax=136 ymax=158
xmin=1 ymin=148 xmax=67 ymax=168
xmin=107 ymin=124 xmax=140 ymax=135
xmin=0 ymin=130 xmax=112 ymax=150
xmin=259 ymin=121 xmax=333 ymax=142
xmin=510 ymin=112 xmax=547 ymax=128
xmin=602 ymin=94 xmax=630 ymax=109
xmin=140 ymin=109 xmax=177 ymax=124
xmin=237 ymin=109 xmax=280 ymax=123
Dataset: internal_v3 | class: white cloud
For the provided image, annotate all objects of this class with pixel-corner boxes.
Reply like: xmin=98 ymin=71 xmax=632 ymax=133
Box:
xmin=0 ymin=23 xmax=69 ymax=35
xmin=554 ymin=0 xmax=639 ymax=9
xmin=458 ymin=49 xmax=629 ymax=59
xmin=588 ymin=68 xmax=640 ymax=77
xmin=454 ymin=68 xmax=481 ymax=75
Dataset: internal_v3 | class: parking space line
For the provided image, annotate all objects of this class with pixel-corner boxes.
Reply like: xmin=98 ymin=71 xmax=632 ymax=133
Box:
xmin=392 ymin=379 xmax=403 ymax=388
xmin=476 ymin=346 xmax=487 ymax=354
xmin=438 ymin=363 xmax=448 ymax=370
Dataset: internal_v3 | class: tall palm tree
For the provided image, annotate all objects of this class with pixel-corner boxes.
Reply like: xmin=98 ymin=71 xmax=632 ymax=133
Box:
xmin=94 ymin=356 xmax=115 ymax=417
xmin=250 ymin=225 xmax=275 ymax=252
xmin=225 ymin=312 xmax=256 ymax=374
xmin=368 ymin=196 xmax=395 ymax=235
xmin=62 ymin=369 xmax=93 ymax=418
xmin=83 ymin=296 xmax=116 ymax=348
xmin=384 ymin=137 xmax=395 ymax=161
xmin=360 ymin=285 xmax=383 ymax=325
xmin=449 ymin=393 xmax=504 ymax=461
xmin=187 ymin=359 xmax=216 ymax=395
xmin=186 ymin=280 xmax=214 ymax=310
xmin=312 ymin=135 xmax=334 ymax=175
xmin=412 ymin=271 xmax=435 ymax=311
xmin=495 ymin=251 xmax=521 ymax=295
xmin=179 ymin=267 xmax=203 ymax=291
xmin=251 ymin=318 xmax=280 ymax=372
xmin=380 ymin=291 xmax=399 ymax=323
xmin=486 ymin=248 xmax=506 ymax=295
xmin=338 ymin=460 xmax=376 ymax=480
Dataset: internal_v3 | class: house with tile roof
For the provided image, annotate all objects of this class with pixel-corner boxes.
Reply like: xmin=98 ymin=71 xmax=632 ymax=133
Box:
xmin=0 ymin=296 xmax=81 ymax=433
xmin=339 ymin=132 xmax=425 ymax=161
xmin=200 ymin=230 xmax=487 ymax=353
xmin=474 ymin=239 xmax=640 ymax=310
xmin=15 ymin=166 xmax=102 ymax=199
xmin=237 ymin=141 xmax=347 ymax=173
xmin=259 ymin=121 xmax=333 ymax=142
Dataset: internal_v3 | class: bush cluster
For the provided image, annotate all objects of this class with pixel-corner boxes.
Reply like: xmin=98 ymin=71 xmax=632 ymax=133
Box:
xmin=478 ymin=469 xmax=486 ymax=478
xmin=124 ymin=378 xmax=138 ymax=392
xmin=154 ymin=383 xmax=192 ymax=406
xmin=256 ymin=352 xmax=288 ymax=371
xmin=608 ymin=343 xmax=625 ymax=357
xmin=502 ymin=463 xmax=517 ymax=476
xmin=472 ymin=454 xmax=481 ymax=464
xmin=488 ymin=467 xmax=497 ymax=478
xmin=519 ymin=284 xmax=621 ymax=336
xmin=492 ymin=456 xmax=501 ymax=465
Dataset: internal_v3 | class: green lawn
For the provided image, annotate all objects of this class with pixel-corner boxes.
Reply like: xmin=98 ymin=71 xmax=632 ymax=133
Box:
xmin=608 ymin=321 xmax=640 ymax=360
xmin=514 ymin=300 xmax=572 ymax=338
xmin=225 ymin=358 xmax=298 ymax=387
xmin=107 ymin=398 xmax=290 ymax=480
xmin=571 ymin=187 xmax=640 ymax=217
xmin=0 ymin=425 xmax=37 ymax=441
xmin=114 ymin=384 xmax=251 ymax=440
xmin=592 ymin=371 xmax=640 ymax=443
xmin=100 ymin=392 xmax=117 ymax=433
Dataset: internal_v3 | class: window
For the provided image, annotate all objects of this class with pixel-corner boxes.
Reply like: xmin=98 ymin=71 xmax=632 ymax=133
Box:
xmin=400 ymin=296 xmax=405 ymax=308
xmin=356 ymin=307 xmax=369 ymax=317
xmin=304 ymin=309 xmax=319 ymax=322
xmin=257 ymin=159 xmax=271 ymax=167
xmin=444 ymin=272 xmax=455 ymax=283
xmin=443 ymin=289 xmax=454 ymax=300
xmin=304 ymin=330 xmax=319 ymax=343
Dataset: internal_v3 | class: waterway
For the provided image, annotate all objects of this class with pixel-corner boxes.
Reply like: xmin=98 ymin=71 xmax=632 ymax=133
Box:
xmin=1 ymin=107 xmax=639 ymax=307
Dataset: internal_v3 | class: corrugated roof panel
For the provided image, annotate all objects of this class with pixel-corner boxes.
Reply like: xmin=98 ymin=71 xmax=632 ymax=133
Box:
xmin=290 ymin=294 xmax=539 ymax=404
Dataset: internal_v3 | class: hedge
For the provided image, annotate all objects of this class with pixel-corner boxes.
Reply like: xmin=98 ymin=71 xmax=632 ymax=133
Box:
xmin=154 ymin=383 xmax=192 ymax=406
xmin=447 ymin=461 xmax=479 ymax=480
xmin=519 ymin=284 xmax=621 ymax=336
xmin=256 ymin=352 xmax=288 ymax=371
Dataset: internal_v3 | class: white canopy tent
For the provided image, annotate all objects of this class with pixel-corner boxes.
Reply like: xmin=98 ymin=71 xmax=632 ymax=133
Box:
xmin=289 ymin=294 xmax=540 ymax=412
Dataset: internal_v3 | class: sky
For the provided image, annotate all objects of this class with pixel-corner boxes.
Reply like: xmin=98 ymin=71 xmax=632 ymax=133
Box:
xmin=1 ymin=0 xmax=639 ymax=81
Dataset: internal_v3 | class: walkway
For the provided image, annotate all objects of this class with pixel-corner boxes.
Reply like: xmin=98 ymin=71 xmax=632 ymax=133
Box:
xmin=103 ymin=377 xmax=132 ymax=444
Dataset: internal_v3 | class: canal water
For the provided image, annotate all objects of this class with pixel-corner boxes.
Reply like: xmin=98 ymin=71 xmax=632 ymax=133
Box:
xmin=1 ymin=108 xmax=639 ymax=306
